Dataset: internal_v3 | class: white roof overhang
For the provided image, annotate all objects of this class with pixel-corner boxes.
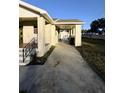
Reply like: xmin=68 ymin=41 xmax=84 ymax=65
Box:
xmin=19 ymin=1 xmax=54 ymax=24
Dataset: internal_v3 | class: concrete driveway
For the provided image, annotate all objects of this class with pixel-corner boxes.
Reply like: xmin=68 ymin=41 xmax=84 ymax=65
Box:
xmin=19 ymin=43 xmax=105 ymax=93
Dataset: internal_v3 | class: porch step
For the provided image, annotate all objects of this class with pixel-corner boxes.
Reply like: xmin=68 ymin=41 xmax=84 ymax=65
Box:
xmin=19 ymin=48 xmax=36 ymax=66
xmin=19 ymin=48 xmax=36 ymax=56
xmin=19 ymin=56 xmax=30 ymax=60
xmin=19 ymin=48 xmax=23 ymax=52
xmin=19 ymin=55 xmax=31 ymax=65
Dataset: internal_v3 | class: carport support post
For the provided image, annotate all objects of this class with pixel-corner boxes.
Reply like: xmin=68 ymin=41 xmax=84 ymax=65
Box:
xmin=37 ymin=17 xmax=45 ymax=57
xmin=75 ymin=25 xmax=82 ymax=46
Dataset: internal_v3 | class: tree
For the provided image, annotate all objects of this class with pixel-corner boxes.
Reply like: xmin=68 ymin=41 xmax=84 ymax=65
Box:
xmin=90 ymin=20 xmax=99 ymax=32
xmin=98 ymin=18 xmax=105 ymax=32
xmin=90 ymin=18 xmax=105 ymax=34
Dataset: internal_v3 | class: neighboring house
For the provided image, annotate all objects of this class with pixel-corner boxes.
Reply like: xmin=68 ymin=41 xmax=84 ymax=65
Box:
xmin=19 ymin=1 xmax=83 ymax=65
xmin=59 ymin=30 xmax=70 ymax=41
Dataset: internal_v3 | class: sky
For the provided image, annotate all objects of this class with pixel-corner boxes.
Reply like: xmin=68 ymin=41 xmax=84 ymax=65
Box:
xmin=22 ymin=0 xmax=105 ymax=30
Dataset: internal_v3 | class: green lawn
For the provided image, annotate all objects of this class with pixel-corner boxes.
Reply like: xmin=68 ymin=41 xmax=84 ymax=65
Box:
xmin=76 ymin=37 xmax=105 ymax=80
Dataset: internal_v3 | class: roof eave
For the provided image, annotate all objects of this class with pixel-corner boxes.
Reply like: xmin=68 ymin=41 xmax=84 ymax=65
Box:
xmin=54 ymin=22 xmax=84 ymax=25
xmin=19 ymin=0 xmax=54 ymax=24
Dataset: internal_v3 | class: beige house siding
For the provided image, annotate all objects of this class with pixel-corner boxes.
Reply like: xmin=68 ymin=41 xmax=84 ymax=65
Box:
xmin=19 ymin=6 xmax=40 ymax=18
xmin=23 ymin=26 xmax=34 ymax=43
xmin=20 ymin=21 xmax=37 ymax=44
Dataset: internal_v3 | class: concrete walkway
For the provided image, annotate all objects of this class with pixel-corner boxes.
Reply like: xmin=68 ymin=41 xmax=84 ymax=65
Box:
xmin=20 ymin=43 xmax=105 ymax=93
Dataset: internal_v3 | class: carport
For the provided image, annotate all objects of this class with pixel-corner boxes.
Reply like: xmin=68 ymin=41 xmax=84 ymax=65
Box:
xmin=54 ymin=19 xmax=83 ymax=46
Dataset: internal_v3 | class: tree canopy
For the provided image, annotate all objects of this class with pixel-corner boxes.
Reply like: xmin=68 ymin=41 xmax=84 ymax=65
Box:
xmin=90 ymin=18 xmax=105 ymax=33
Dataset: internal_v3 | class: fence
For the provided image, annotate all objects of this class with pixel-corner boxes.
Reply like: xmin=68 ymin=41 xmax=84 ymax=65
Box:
xmin=82 ymin=33 xmax=105 ymax=40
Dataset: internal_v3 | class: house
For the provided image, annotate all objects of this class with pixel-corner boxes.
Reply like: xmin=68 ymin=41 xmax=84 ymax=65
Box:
xmin=19 ymin=1 xmax=83 ymax=65
xmin=59 ymin=30 xmax=70 ymax=41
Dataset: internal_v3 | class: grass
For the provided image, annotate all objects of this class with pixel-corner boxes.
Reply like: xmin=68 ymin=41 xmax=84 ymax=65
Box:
xmin=76 ymin=37 xmax=105 ymax=81
xmin=28 ymin=46 xmax=55 ymax=65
